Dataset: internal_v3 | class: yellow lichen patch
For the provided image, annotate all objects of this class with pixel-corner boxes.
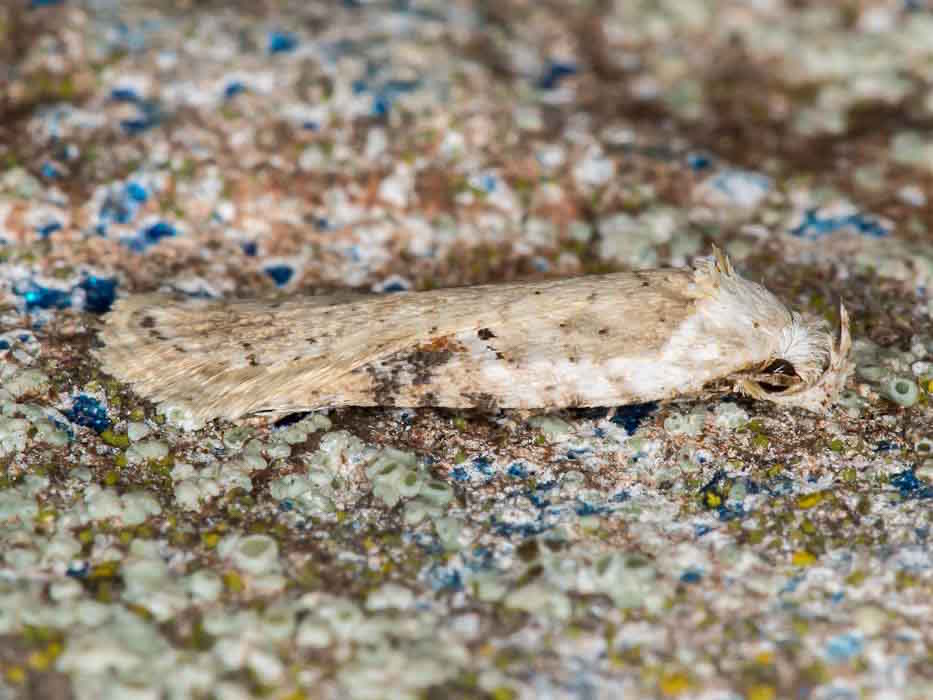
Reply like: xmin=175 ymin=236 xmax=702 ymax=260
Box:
xmin=26 ymin=641 xmax=62 ymax=671
xmin=3 ymin=666 xmax=26 ymax=684
xmin=223 ymin=570 xmax=244 ymax=593
xmin=792 ymin=550 xmax=817 ymax=567
xmin=747 ymin=684 xmax=777 ymax=700
xmin=279 ymin=692 xmax=309 ymax=700
xmin=490 ymin=687 xmax=517 ymax=700
xmin=658 ymin=671 xmax=691 ymax=696
xmin=100 ymin=429 xmax=130 ymax=448
xmin=845 ymin=570 xmax=867 ymax=586
xmin=752 ymin=434 xmax=771 ymax=449
xmin=796 ymin=491 xmax=826 ymax=509
xmin=753 ymin=651 xmax=774 ymax=665
xmin=90 ymin=561 xmax=120 ymax=579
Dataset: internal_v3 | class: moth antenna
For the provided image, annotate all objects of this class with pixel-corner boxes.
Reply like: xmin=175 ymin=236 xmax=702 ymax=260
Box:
xmin=711 ymin=244 xmax=735 ymax=277
xmin=834 ymin=302 xmax=852 ymax=369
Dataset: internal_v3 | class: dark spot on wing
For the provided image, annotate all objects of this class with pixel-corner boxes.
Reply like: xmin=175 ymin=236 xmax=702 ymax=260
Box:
xmin=366 ymin=364 xmax=402 ymax=405
xmin=477 ymin=328 xmax=496 ymax=340
xmin=366 ymin=337 xmax=459 ymax=403
xmin=463 ymin=391 xmax=498 ymax=411
xmin=405 ymin=346 xmax=455 ymax=385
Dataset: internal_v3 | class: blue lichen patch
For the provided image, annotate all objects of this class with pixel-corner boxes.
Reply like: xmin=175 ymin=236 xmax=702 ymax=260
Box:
xmin=267 ymin=30 xmax=298 ymax=54
xmin=13 ymin=275 xmax=117 ymax=313
xmin=890 ymin=469 xmax=933 ymax=500
xmin=17 ymin=282 xmax=72 ymax=311
xmin=77 ymin=276 xmax=118 ymax=313
xmin=264 ymin=264 xmax=294 ymax=287
xmin=65 ymin=395 xmax=111 ymax=433
xmin=789 ymin=207 xmax=890 ymax=240
xmin=124 ymin=220 xmax=178 ymax=253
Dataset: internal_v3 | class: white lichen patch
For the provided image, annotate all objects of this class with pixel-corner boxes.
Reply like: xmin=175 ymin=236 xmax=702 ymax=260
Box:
xmin=365 ymin=449 xmax=424 ymax=508
xmin=269 ymin=412 xmax=332 ymax=445
xmin=693 ymin=169 xmax=772 ymax=217
xmin=125 ymin=439 xmax=170 ymax=464
xmin=3 ymin=368 xmax=51 ymax=399
xmin=527 ymin=414 xmax=574 ymax=441
xmin=121 ymin=547 xmax=189 ymax=620
xmin=185 ymin=569 xmax=224 ymax=602
xmin=219 ymin=533 xmax=280 ymax=575
xmin=157 ymin=400 xmax=208 ymax=431
xmin=0 ymin=475 xmax=48 ymax=523
xmin=663 ymin=406 xmax=707 ymax=436
xmin=597 ymin=207 xmax=683 ymax=267
xmin=126 ymin=420 xmax=151 ymax=441
xmin=404 ymin=478 xmax=455 ymax=526
xmin=433 ymin=515 xmax=470 ymax=551
xmin=0 ymin=416 xmax=30 ymax=457
xmin=83 ymin=486 xmax=162 ymax=525
xmin=713 ymin=402 xmax=750 ymax=430
xmin=366 ymin=583 xmax=415 ymax=611
xmin=173 ymin=463 xmax=225 ymax=511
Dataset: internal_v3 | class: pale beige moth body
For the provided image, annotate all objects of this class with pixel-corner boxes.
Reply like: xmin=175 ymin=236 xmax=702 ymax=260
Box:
xmin=95 ymin=252 xmax=852 ymax=422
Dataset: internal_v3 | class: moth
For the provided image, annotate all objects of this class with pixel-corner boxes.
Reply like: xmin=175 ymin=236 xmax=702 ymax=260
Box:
xmin=95 ymin=250 xmax=852 ymax=423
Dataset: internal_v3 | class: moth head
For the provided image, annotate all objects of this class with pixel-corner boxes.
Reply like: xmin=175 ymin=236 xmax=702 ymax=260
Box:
xmin=737 ymin=303 xmax=853 ymax=412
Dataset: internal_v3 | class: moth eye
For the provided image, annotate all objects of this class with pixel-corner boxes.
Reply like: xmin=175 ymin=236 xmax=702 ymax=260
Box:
xmin=755 ymin=359 xmax=801 ymax=393
xmin=763 ymin=359 xmax=797 ymax=376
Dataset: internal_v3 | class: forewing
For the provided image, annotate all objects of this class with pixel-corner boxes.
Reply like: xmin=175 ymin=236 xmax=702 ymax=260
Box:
xmin=96 ymin=270 xmax=699 ymax=419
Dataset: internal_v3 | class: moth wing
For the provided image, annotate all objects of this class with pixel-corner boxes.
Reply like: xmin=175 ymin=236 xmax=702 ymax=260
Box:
xmin=96 ymin=270 xmax=700 ymax=419
xmin=96 ymin=291 xmax=390 ymax=420
xmin=333 ymin=270 xmax=701 ymax=409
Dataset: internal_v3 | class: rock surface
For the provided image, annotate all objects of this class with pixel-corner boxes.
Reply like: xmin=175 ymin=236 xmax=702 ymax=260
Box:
xmin=1 ymin=2 xmax=931 ymax=699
